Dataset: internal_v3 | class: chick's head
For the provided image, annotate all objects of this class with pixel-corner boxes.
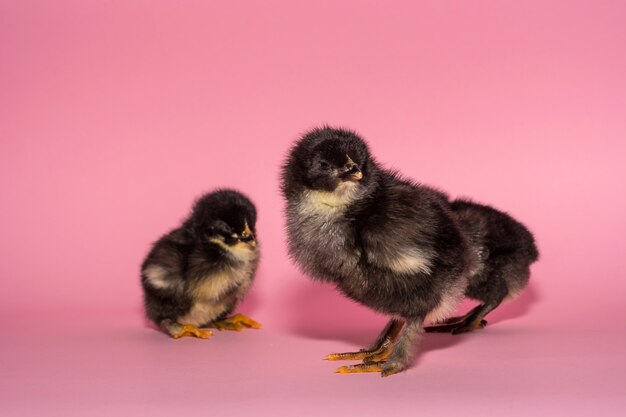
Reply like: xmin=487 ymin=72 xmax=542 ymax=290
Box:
xmin=189 ymin=189 xmax=258 ymax=250
xmin=282 ymin=127 xmax=372 ymax=196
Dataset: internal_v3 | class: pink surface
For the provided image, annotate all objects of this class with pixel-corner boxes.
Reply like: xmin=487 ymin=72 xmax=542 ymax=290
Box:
xmin=1 ymin=1 xmax=625 ymax=416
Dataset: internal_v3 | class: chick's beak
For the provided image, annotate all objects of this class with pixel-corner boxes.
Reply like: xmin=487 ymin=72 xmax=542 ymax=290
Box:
xmin=350 ymin=169 xmax=363 ymax=181
xmin=241 ymin=221 xmax=257 ymax=247
xmin=343 ymin=155 xmax=363 ymax=181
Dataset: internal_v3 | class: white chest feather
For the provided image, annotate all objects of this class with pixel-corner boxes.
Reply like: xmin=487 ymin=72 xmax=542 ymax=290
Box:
xmin=297 ymin=182 xmax=360 ymax=216
xmin=287 ymin=186 xmax=364 ymax=279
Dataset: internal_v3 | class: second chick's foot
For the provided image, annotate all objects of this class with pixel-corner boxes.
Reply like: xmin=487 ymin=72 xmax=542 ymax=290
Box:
xmin=170 ymin=324 xmax=213 ymax=339
xmin=325 ymin=338 xmax=394 ymax=363
xmin=208 ymin=313 xmax=261 ymax=331
xmin=336 ymin=360 xmax=407 ymax=378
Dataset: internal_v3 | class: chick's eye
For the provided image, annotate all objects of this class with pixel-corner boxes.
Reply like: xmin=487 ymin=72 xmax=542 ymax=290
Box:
xmin=319 ymin=160 xmax=331 ymax=170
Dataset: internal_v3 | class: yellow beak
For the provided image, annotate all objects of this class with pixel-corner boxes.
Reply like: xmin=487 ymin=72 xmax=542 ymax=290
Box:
xmin=242 ymin=220 xmax=256 ymax=247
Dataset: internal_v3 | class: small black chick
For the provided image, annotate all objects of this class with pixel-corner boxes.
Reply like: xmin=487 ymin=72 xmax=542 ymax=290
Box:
xmin=141 ymin=189 xmax=261 ymax=339
xmin=281 ymin=127 xmax=538 ymax=376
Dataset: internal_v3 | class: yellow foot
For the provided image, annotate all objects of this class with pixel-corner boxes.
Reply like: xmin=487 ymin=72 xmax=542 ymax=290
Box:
xmin=325 ymin=339 xmax=393 ymax=363
xmin=325 ymin=351 xmax=371 ymax=361
xmin=336 ymin=363 xmax=384 ymax=374
xmin=336 ymin=361 xmax=406 ymax=377
xmin=207 ymin=313 xmax=261 ymax=331
xmin=171 ymin=324 xmax=213 ymax=339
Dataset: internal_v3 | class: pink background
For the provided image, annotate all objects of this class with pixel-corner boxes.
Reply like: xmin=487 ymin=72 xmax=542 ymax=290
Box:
xmin=2 ymin=1 xmax=625 ymax=416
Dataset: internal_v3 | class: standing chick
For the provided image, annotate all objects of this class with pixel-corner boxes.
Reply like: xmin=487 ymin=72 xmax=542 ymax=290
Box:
xmin=281 ymin=127 xmax=538 ymax=377
xmin=141 ymin=189 xmax=261 ymax=339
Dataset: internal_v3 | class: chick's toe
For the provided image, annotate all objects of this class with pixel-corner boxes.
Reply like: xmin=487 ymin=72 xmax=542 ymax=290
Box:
xmin=170 ymin=324 xmax=213 ymax=339
xmin=336 ymin=363 xmax=384 ymax=374
xmin=325 ymin=340 xmax=394 ymax=363
xmin=208 ymin=313 xmax=261 ymax=331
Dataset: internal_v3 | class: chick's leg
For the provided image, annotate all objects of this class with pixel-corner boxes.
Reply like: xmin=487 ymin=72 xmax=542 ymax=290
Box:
xmin=325 ymin=318 xmax=404 ymax=362
xmin=161 ymin=320 xmax=213 ymax=339
xmin=337 ymin=318 xmax=424 ymax=377
xmin=424 ymin=304 xmax=488 ymax=333
xmin=427 ymin=261 xmax=517 ymax=334
xmin=449 ymin=300 xmax=500 ymax=334
xmin=207 ymin=313 xmax=261 ymax=331
xmin=365 ymin=318 xmax=405 ymax=353
xmin=424 ymin=298 xmax=503 ymax=334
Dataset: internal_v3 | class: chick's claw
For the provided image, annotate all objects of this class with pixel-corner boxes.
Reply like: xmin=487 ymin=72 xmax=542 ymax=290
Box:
xmin=172 ymin=324 xmax=213 ymax=339
xmin=336 ymin=361 xmax=406 ymax=377
xmin=325 ymin=351 xmax=371 ymax=361
xmin=325 ymin=340 xmax=394 ymax=363
xmin=208 ymin=313 xmax=261 ymax=331
xmin=336 ymin=363 xmax=384 ymax=374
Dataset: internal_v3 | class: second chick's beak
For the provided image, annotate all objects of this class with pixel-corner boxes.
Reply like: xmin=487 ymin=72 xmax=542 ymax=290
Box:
xmin=341 ymin=155 xmax=363 ymax=181
xmin=240 ymin=221 xmax=257 ymax=247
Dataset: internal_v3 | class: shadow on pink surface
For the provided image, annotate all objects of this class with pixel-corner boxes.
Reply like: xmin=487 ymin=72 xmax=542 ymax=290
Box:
xmin=487 ymin=283 xmax=541 ymax=325
xmin=283 ymin=278 xmax=388 ymax=345
xmin=282 ymin=276 xmax=541 ymax=347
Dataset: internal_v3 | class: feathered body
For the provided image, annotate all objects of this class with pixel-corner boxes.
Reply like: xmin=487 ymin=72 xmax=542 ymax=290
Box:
xmin=141 ymin=189 xmax=260 ymax=338
xmin=281 ymin=127 xmax=538 ymax=376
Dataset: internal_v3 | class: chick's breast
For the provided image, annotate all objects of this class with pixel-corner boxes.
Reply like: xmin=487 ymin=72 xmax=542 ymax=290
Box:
xmin=286 ymin=195 xmax=361 ymax=283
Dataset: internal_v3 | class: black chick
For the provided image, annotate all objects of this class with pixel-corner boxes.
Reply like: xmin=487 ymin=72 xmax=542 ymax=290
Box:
xmin=141 ymin=189 xmax=261 ymax=339
xmin=281 ymin=127 xmax=538 ymax=376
